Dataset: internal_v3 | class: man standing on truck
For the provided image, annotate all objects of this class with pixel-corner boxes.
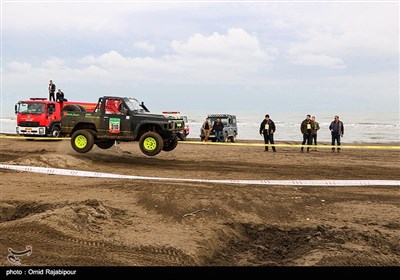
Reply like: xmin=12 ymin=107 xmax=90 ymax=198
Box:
xmin=48 ymin=80 xmax=56 ymax=101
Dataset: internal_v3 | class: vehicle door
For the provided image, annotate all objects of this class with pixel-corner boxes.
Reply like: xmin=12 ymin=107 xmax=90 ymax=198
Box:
xmin=101 ymin=98 xmax=132 ymax=138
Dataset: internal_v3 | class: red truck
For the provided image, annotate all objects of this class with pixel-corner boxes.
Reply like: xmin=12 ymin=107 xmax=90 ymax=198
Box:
xmin=15 ymin=98 xmax=97 ymax=137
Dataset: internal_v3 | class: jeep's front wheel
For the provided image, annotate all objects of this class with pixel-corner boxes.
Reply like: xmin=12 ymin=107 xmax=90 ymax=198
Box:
xmin=139 ymin=132 xmax=163 ymax=156
xmin=162 ymin=136 xmax=178 ymax=152
xmin=71 ymin=130 xmax=94 ymax=153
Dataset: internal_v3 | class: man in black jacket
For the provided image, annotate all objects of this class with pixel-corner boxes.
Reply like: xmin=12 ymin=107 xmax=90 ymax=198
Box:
xmin=300 ymin=114 xmax=312 ymax=153
xmin=212 ymin=118 xmax=224 ymax=142
xmin=259 ymin=114 xmax=276 ymax=152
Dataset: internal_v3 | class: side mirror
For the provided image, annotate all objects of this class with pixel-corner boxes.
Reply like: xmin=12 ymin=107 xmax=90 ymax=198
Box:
xmin=15 ymin=104 xmax=18 ymax=114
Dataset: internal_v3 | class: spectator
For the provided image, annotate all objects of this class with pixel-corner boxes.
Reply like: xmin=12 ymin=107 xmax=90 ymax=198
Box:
xmin=56 ymin=89 xmax=67 ymax=102
xmin=300 ymin=114 xmax=312 ymax=153
xmin=311 ymin=116 xmax=320 ymax=151
xmin=212 ymin=118 xmax=224 ymax=142
xmin=201 ymin=118 xmax=212 ymax=142
xmin=329 ymin=115 xmax=344 ymax=153
xmin=259 ymin=114 xmax=276 ymax=152
xmin=48 ymin=80 xmax=56 ymax=101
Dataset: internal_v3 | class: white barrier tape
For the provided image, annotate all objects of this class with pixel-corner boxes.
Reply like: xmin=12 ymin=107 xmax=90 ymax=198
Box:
xmin=1 ymin=164 xmax=399 ymax=187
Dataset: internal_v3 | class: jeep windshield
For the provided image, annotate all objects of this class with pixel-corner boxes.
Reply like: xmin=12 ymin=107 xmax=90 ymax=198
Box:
xmin=123 ymin=98 xmax=148 ymax=113
xmin=209 ymin=117 xmax=230 ymax=125
xmin=17 ymin=102 xmax=45 ymax=114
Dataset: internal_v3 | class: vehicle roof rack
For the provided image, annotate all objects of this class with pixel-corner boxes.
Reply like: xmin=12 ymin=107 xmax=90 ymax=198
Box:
xmin=207 ymin=114 xmax=233 ymax=117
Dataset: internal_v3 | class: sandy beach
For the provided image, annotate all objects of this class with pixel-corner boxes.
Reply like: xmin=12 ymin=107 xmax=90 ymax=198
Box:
xmin=0 ymin=137 xmax=399 ymax=266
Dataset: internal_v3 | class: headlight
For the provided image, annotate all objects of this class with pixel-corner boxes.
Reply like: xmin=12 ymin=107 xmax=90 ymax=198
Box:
xmin=39 ymin=128 xmax=45 ymax=134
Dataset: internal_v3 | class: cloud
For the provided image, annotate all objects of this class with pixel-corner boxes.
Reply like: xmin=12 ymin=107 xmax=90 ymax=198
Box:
xmin=134 ymin=41 xmax=156 ymax=53
xmin=171 ymin=28 xmax=273 ymax=62
xmin=7 ymin=61 xmax=32 ymax=72
xmin=290 ymin=54 xmax=346 ymax=69
xmin=41 ymin=57 xmax=65 ymax=69
xmin=10 ymin=28 xmax=276 ymax=85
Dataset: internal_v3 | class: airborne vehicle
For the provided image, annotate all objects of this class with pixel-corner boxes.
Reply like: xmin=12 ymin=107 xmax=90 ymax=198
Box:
xmin=61 ymin=96 xmax=184 ymax=156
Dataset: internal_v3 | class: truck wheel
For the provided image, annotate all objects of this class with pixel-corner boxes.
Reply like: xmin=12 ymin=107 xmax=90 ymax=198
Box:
xmin=96 ymin=140 xmax=115 ymax=149
xmin=139 ymin=132 xmax=163 ymax=156
xmin=71 ymin=130 xmax=94 ymax=153
xmin=222 ymin=132 xmax=228 ymax=142
xmin=162 ymin=136 xmax=178 ymax=152
xmin=51 ymin=127 xmax=61 ymax=137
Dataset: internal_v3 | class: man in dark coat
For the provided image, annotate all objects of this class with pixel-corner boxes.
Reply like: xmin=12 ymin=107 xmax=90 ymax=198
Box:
xmin=259 ymin=114 xmax=277 ymax=152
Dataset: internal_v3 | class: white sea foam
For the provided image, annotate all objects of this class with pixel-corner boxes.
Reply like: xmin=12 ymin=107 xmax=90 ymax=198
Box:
xmin=2 ymin=111 xmax=399 ymax=143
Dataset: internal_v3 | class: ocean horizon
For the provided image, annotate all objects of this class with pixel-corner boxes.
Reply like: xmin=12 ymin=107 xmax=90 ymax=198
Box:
xmin=1 ymin=111 xmax=399 ymax=144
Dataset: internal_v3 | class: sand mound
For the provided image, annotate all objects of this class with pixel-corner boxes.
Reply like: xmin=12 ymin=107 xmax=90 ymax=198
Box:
xmin=6 ymin=154 xmax=91 ymax=169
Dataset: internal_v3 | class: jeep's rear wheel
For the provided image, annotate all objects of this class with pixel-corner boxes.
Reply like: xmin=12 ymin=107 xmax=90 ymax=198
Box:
xmin=71 ymin=130 xmax=94 ymax=153
xmin=139 ymin=132 xmax=163 ymax=156
xmin=162 ymin=136 xmax=178 ymax=152
xmin=96 ymin=140 xmax=115 ymax=149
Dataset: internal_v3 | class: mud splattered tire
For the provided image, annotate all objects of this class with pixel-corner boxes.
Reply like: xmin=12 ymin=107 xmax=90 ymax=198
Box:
xmin=71 ymin=130 xmax=94 ymax=153
xmin=162 ymin=136 xmax=178 ymax=152
xmin=96 ymin=140 xmax=115 ymax=149
xmin=139 ymin=132 xmax=163 ymax=156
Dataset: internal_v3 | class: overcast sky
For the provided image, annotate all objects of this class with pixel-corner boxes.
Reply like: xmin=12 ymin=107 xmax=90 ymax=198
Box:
xmin=1 ymin=0 xmax=399 ymax=116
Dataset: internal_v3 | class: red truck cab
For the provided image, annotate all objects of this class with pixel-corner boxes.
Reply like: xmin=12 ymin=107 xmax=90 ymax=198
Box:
xmin=15 ymin=98 xmax=96 ymax=137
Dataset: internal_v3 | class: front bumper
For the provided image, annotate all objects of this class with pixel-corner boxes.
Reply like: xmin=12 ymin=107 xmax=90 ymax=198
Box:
xmin=16 ymin=126 xmax=47 ymax=136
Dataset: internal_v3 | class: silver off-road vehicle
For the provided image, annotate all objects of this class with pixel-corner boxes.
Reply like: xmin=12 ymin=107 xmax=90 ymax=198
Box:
xmin=200 ymin=114 xmax=238 ymax=142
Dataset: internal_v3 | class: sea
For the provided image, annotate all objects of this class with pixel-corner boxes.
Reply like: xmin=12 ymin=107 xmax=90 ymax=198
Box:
xmin=1 ymin=111 xmax=399 ymax=144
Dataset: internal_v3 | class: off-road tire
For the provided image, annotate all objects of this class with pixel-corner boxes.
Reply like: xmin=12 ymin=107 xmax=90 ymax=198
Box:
xmin=162 ymin=136 xmax=178 ymax=152
xmin=71 ymin=129 xmax=94 ymax=153
xmin=96 ymin=140 xmax=115 ymax=149
xmin=139 ymin=132 xmax=163 ymax=156
xmin=62 ymin=104 xmax=82 ymax=112
xmin=77 ymin=105 xmax=87 ymax=112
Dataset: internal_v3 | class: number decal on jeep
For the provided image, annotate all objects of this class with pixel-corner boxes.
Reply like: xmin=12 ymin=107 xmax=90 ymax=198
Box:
xmin=109 ymin=118 xmax=121 ymax=134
